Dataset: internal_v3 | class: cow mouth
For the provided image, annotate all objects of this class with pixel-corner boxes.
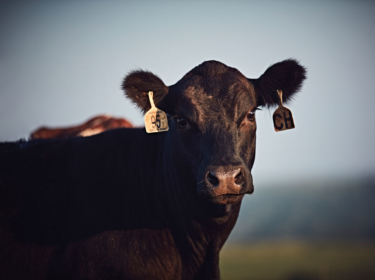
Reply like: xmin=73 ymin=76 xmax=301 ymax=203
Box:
xmin=197 ymin=181 xmax=254 ymax=205
xmin=211 ymin=194 xmax=245 ymax=204
xmin=208 ymin=188 xmax=254 ymax=204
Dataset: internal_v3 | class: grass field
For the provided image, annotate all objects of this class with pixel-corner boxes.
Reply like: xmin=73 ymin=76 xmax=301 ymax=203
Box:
xmin=220 ymin=241 xmax=375 ymax=280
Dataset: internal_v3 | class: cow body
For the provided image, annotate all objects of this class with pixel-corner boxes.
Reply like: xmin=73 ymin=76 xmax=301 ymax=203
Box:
xmin=30 ymin=115 xmax=133 ymax=139
xmin=0 ymin=60 xmax=306 ymax=279
xmin=1 ymin=128 xmax=237 ymax=279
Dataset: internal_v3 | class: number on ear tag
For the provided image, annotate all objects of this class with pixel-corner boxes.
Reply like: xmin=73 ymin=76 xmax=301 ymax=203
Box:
xmin=273 ymin=90 xmax=295 ymax=132
xmin=144 ymin=91 xmax=169 ymax=133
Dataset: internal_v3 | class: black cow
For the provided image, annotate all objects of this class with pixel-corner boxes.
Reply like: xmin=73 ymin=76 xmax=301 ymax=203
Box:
xmin=0 ymin=59 xmax=306 ymax=280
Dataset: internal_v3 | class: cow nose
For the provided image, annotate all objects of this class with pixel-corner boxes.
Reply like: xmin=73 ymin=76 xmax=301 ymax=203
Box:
xmin=206 ymin=167 xmax=245 ymax=196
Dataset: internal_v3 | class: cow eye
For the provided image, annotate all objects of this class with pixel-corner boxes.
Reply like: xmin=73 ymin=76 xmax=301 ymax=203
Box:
xmin=247 ymin=111 xmax=256 ymax=121
xmin=176 ymin=117 xmax=188 ymax=129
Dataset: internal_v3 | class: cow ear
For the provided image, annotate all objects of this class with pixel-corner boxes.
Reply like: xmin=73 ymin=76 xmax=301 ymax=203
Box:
xmin=122 ymin=70 xmax=169 ymax=113
xmin=248 ymin=59 xmax=307 ymax=107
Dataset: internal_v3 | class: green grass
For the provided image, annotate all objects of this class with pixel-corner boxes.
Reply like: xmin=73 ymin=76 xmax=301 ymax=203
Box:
xmin=220 ymin=241 xmax=375 ymax=280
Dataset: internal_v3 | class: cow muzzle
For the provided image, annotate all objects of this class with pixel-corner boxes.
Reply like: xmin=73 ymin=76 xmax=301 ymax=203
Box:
xmin=199 ymin=165 xmax=254 ymax=204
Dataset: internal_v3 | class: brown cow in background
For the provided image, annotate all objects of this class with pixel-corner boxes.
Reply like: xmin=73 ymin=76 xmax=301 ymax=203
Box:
xmin=30 ymin=115 xmax=133 ymax=139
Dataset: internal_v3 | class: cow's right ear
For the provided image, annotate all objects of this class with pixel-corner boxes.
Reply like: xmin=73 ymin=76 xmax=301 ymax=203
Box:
xmin=122 ymin=70 xmax=169 ymax=113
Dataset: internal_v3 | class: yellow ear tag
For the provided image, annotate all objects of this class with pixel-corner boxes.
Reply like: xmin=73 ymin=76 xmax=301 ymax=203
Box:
xmin=144 ymin=91 xmax=169 ymax=133
xmin=273 ymin=90 xmax=295 ymax=132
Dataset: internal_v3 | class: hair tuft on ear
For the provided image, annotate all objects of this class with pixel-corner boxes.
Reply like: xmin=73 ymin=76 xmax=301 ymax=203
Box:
xmin=250 ymin=59 xmax=307 ymax=108
xmin=122 ymin=70 xmax=169 ymax=113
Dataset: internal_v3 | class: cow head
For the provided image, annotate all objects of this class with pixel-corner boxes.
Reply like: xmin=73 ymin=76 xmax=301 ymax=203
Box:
xmin=122 ymin=60 xmax=306 ymax=205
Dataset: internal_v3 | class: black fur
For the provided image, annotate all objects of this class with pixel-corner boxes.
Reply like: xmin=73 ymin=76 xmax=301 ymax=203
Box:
xmin=122 ymin=70 xmax=169 ymax=112
xmin=0 ymin=59 xmax=306 ymax=280
xmin=249 ymin=59 xmax=307 ymax=107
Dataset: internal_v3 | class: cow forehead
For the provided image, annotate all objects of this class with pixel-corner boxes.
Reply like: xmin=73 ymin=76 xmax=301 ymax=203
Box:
xmin=174 ymin=71 xmax=256 ymax=125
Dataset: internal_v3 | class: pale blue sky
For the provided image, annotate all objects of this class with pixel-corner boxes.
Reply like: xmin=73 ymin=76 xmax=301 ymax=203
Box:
xmin=1 ymin=1 xmax=374 ymax=184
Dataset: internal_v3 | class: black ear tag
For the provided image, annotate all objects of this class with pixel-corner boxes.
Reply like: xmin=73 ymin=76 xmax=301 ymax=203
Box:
xmin=273 ymin=90 xmax=295 ymax=132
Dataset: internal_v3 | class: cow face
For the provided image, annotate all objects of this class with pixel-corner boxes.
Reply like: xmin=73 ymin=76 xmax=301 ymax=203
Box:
xmin=123 ymin=60 xmax=306 ymax=205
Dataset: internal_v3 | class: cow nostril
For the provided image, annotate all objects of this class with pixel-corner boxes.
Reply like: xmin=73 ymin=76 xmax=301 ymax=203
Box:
xmin=234 ymin=170 xmax=244 ymax=185
xmin=207 ymin=171 xmax=219 ymax=187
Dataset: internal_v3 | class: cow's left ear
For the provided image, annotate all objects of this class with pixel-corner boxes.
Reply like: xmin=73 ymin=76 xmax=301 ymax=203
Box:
xmin=248 ymin=59 xmax=307 ymax=107
xmin=122 ymin=70 xmax=169 ymax=113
